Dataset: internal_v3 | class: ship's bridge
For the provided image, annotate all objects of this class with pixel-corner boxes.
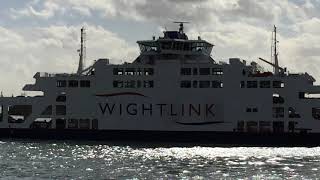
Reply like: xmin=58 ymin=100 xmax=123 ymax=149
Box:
xmin=137 ymin=23 xmax=213 ymax=56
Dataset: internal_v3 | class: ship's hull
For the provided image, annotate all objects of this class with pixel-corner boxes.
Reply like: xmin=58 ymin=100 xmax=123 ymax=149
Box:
xmin=0 ymin=128 xmax=319 ymax=147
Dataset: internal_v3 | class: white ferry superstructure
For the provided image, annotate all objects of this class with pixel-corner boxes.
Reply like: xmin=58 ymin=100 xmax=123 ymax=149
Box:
xmin=1 ymin=23 xmax=320 ymax=146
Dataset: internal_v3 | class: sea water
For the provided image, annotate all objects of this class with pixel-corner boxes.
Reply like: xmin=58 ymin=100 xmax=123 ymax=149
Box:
xmin=0 ymin=140 xmax=320 ymax=179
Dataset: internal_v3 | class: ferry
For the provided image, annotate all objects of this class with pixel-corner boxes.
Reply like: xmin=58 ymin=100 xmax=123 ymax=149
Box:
xmin=1 ymin=22 xmax=320 ymax=146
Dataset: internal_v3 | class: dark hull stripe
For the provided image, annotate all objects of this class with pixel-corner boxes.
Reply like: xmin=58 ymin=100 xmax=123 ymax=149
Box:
xmin=1 ymin=129 xmax=320 ymax=147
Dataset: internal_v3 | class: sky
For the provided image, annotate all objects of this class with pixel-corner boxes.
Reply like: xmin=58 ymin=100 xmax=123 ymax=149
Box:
xmin=1 ymin=0 xmax=320 ymax=95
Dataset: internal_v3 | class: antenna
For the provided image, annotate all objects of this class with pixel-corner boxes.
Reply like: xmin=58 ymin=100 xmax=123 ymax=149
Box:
xmin=77 ymin=27 xmax=86 ymax=75
xmin=173 ymin=21 xmax=190 ymax=34
xmin=272 ymin=25 xmax=279 ymax=75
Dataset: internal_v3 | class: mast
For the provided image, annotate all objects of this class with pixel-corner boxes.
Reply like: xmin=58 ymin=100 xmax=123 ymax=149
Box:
xmin=273 ymin=25 xmax=279 ymax=75
xmin=77 ymin=27 xmax=86 ymax=75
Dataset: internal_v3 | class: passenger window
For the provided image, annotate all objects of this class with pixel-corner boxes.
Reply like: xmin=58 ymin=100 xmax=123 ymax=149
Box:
xmin=80 ymin=80 xmax=90 ymax=88
xmin=113 ymin=81 xmax=123 ymax=88
xmin=273 ymin=81 xmax=285 ymax=88
xmin=181 ymin=68 xmax=191 ymax=75
xmin=113 ymin=68 xmax=123 ymax=75
xmin=199 ymin=81 xmax=210 ymax=88
xmin=212 ymin=68 xmax=223 ymax=75
xmin=260 ymin=81 xmax=271 ymax=88
xmin=56 ymin=80 xmax=66 ymax=87
xmin=68 ymin=80 xmax=78 ymax=87
xmin=247 ymin=81 xmax=258 ymax=88
xmin=199 ymin=68 xmax=210 ymax=75
xmin=193 ymin=81 xmax=198 ymax=88
xmin=212 ymin=81 xmax=223 ymax=88
xmin=92 ymin=119 xmax=98 ymax=129
xmin=79 ymin=119 xmax=90 ymax=129
xmin=193 ymin=68 xmax=198 ymax=75
xmin=312 ymin=108 xmax=320 ymax=120
xmin=181 ymin=81 xmax=191 ymax=88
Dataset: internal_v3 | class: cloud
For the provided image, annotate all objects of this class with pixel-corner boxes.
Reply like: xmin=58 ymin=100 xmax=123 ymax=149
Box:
xmin=4 ymin=0 xmax=320 ymax=92
xmin=0 ymin=24 xmax=138 ymax=95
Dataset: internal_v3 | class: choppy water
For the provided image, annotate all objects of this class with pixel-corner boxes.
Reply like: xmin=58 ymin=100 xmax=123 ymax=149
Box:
xmin=0 ymin=140 xmax=320 ymax=179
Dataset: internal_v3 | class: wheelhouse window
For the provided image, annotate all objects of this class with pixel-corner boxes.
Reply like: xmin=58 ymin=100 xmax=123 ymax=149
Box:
xmin=56 ymin=80 xmax=66 ymax=87
xmin=68 ymin=80 xmax=78 ymax=88
xmin=273 ymin=81 xmax=285 ymax=88
xmin=247 ymin=81 xmax=258 ymax=88
xmin=199 ymin=68 xmax=210 ymax=75
xmin=181 ymin=68 xmax=191 ymax=75
xmin=181 ymin=81 xmax=191 ymax=88
xmin=80 ymin=80 xmax=90 ymax=88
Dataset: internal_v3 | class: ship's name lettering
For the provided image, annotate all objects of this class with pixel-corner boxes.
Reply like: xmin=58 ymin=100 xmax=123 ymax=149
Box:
xmin=98 ymin=103 xmax=215 ymax=117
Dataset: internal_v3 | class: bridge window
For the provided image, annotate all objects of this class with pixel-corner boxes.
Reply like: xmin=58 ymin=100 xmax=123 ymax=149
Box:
xmin=200 ymin=68 xmax=210 ymax=75
xmin=80 ymin=80 xmax=90 ymax=88
xmin=272 ymin=107 xmax=284 ymax=118
xmin=273 ymin=81 xmax=285 ymax=88
xmin=56 ymin=80 xmax=66 ymax=87
xmin=247 ymin=81 xmax=258 ymax=88
xmin=181 ymin=68 xmax=191 ymax=75
xmin=181 ymin=81 xmax=191 ymax=88
xmin=260 ymin=81 xmax=271 ymax=88
xmin=68 ymin=80 xmax=78 ymax=88
xmin=56 ymin=105 xmax=66 ymax=115
xmin=199 ymin=81 xmax=210 ymax=88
